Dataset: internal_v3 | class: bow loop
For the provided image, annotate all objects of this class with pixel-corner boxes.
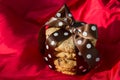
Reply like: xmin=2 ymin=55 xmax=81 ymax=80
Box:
xmin=81 ymin=24 xmax=98 ymax=39
xmin=72 ymin=24 xmax=98 ymax=39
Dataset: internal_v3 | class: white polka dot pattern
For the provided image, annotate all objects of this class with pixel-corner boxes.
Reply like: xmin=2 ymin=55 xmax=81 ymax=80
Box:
xmin=58 ymin=22 xmax=63 ymax=26
xmin=86 ymin=43 xmax=92 ymax=49
xmin=79 ymin=66 xmax=83 ymax=69
xmin=78 ymin=29 xmax=81 ymax=32
xmin=44 ymin=57 xmax=48 ymax=61
xmin=64 ymin=18 xmax=67 ymax=21
xmin=78 ymin=52 xmax=82 ymax=56
xmin=64 ymin=32 xmax=69 ymax=36
xmin=51 ymin=41 xmax=56 ymax=46
xmin=68 ymin=13 xmax=72 ymax=17
xmin=91 ymin=25 xmax=96 ymax=31
xmin=82 ymin=31 xmax=87 ymax=36
xmin=56 ymin=13 xmax=61 ymax=17
xmin=86 ymin=54 xmax=92 ymax=59
xmin=82 ymin=69 xmax=87 ymax=72
xmin=53 ymin=32 xmax=59 ymax=37
xmin=48 ymin=54 xmax=52 ymax=58
xmin=96 ymin=57 xmax=100 ymax=62
xmin=46 ymin=45 xmax=49 ymax=49
xmin=48 ymin=65 xmax=52 ymax=68
xmin=77 ymin=40 xmax=82 ymax=45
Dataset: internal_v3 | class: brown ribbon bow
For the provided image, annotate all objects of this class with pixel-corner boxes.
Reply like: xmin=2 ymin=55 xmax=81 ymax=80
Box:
xmin=42 ymin=4 xmax=100 ymax=73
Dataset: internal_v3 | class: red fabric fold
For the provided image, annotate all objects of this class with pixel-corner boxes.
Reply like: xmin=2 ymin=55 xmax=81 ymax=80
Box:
xmin=0 ymin=0 xmax=120 ymax=80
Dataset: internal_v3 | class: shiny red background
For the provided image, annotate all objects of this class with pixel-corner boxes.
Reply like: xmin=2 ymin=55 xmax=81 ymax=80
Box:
xmin=0 ymin=0 xmax=120 ymax=80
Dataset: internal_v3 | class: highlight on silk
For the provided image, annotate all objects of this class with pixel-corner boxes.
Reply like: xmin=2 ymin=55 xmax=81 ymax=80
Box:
xmin=39 ymin=4 xmax=100 ymax=75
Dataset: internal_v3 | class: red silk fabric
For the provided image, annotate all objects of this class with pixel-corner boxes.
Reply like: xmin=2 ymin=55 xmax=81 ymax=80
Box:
xmin=0 ymin=0 xmax=120 ymax=80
